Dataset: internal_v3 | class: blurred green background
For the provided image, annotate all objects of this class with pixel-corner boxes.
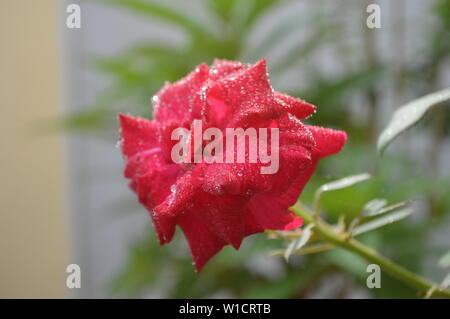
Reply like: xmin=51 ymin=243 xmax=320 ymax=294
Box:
xmin=66 ymin=0 xmax=450 ymax=298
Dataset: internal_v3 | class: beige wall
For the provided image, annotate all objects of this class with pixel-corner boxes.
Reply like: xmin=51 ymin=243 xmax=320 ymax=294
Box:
xmin=0 ymin=0 xmax=68 ymax=298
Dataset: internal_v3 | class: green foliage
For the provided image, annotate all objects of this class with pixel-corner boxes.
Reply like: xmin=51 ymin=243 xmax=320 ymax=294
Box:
xmin=277 ymin=70 xmax=450 ymax=297
xmin=284 ymin=223 xmax=314 ymax=262
xmin=313 ymin=173 xmax=371 ymax=213
xmin=351 ymin=207 xmax=413 ymax=236
xmin=377 ymin=87 xmax=450 ymax=155
xmin=361 ymin=199 xmax=388 ymax=217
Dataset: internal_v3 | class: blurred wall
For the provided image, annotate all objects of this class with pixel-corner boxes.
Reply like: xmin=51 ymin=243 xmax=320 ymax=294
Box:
xmin=0 ymin=0 xmax=68 ymax=298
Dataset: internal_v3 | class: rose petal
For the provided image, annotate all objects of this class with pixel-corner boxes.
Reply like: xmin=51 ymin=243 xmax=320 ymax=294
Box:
xmin=118 ymin=113 xmax=159 ymax=158
xmin=274 ymin=92 xmax=317 ymax=120
xmin=248 ymin=196 xmax=303 ymax=230
xmin=203 ymin=59 xmax=277 ymax=128
xmin=306 ymin=125 xmax=347 ymax=158
xmin=178 ymin=210 xmax=226 ymax=272
xmin=153 ymin=63 xmax=209 ymax=124
xmin=209 ymin=59 xmax=246 ymax=80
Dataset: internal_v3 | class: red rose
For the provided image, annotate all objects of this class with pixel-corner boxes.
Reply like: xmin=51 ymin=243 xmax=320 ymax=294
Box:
xmin=118 ymin=59 xmax=346 ymax=271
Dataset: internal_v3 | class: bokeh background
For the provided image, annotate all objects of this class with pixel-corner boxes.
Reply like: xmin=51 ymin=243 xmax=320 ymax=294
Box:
xmin=1 ymin=0 xmax=450 ymax=298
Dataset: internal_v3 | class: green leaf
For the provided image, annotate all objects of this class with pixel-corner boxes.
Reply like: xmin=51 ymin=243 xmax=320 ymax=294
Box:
xmin=284 ymin=223 xmax=314 ymax=262
xmin=293 ymin=242 xmax=335 ymax=256
xmin=314 ymin=173 xmax=371 ymax=212
xmin=271 ymin=242 xmax=334 ymax=258
xmin=361 ymin=198 xmax=388 ymax=217
xmin=377 ymin=87 xmax=450 ymax=155
xmin=316 ymin=173 xmax=372 ymax=194
xmin=351 ymin=207 xmax=413 ymax=236
xmin=362 ymin=201 xmax=408 ymax=218
xmin=438 ymin=251 xmax=450 ymax=268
